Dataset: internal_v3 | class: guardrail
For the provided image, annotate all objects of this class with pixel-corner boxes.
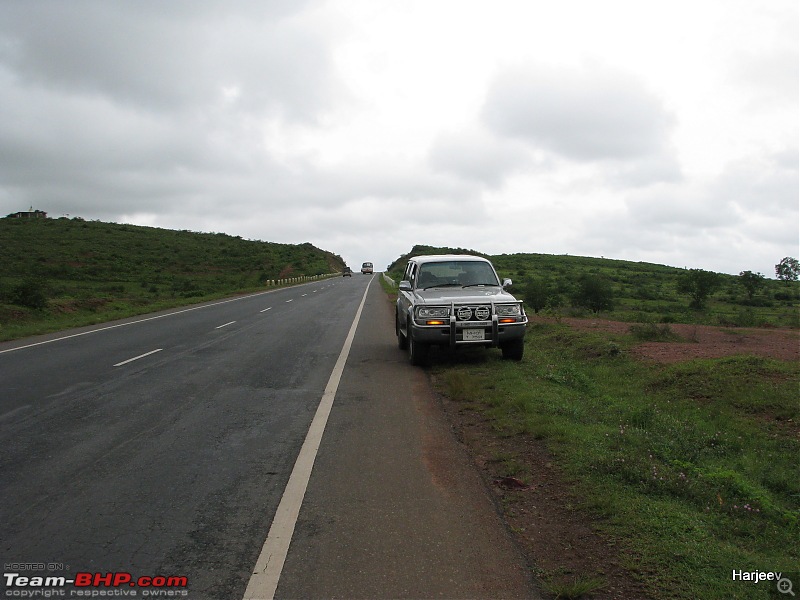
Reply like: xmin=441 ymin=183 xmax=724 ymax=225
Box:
xmin=382 ymin=273 xmax=396 ymax=287
xmin=263 ymin=272 xmax=341 ymax=287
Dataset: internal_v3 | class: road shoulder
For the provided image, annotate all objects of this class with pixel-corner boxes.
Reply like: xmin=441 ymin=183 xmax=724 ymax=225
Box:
xmin=276 ymin=276 xmax=540 ymax=599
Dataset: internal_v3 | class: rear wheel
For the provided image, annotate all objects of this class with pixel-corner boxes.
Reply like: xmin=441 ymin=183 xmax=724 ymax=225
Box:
xmin=501 ymin=338 xmax=524 ymax=361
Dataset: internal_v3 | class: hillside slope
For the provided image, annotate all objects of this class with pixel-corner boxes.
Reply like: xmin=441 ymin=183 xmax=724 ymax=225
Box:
xmin=387 ymin=244 xmax=799 ymax=328
xmin=0 ymin=218 xmax=345 ymax=339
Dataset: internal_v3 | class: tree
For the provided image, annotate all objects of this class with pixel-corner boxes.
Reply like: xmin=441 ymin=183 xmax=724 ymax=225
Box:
xmin=775 ymin=257 xmax=799 ymax=282
xmin=573 ymin=274 xmax=614 ymax=313
xmin=523 ymin=277 xmax=558 ymax=313
xmin=738 ymin=271 xmax=766 ymax=301
xmin=677 ymin=269 xmax=719 ymax=309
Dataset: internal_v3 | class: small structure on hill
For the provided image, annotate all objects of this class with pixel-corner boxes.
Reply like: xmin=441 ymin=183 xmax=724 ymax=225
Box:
xmin=6 ymin=207 xmax=48 ymax=219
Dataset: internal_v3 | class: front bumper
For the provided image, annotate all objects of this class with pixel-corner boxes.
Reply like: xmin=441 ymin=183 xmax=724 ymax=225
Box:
xmin=410 ymin=301 xmax=527 ymax=347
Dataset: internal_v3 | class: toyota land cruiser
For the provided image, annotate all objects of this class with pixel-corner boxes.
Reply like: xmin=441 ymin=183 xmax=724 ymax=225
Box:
xmin=395 ymin=255 xmax=527 ymax=365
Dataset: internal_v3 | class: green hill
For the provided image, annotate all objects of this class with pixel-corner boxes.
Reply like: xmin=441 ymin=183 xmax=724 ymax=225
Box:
xmin=388 ymin=245 xmax=799 ymax=328
xmin=0 ymin=217 xmax=345 ymax=340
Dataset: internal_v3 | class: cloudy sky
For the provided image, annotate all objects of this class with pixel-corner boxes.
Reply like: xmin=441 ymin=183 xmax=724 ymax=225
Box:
xmin=0 ymin=1 xmax=797 ymax=276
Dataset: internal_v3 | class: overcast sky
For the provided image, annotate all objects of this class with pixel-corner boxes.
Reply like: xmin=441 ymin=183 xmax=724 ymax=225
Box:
xmin=1 ymin=1 xmax=797 ymax=276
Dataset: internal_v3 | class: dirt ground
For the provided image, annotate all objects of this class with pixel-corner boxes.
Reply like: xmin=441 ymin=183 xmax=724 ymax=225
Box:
xmin=435 ymin=319 xmax=798 ymax=599
xmin=561 ymin=317 xmax=799 ymax=364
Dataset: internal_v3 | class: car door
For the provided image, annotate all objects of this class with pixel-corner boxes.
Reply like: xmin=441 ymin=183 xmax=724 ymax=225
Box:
xmin=397 ymin=261 xmax=416 ymax=329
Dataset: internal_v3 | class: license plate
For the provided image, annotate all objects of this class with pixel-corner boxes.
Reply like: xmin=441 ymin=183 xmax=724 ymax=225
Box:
xmin=463 ymin=329 xmax=485 ymax=341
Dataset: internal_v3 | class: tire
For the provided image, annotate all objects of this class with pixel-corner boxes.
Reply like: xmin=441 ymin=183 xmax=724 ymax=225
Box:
xmin=501 ymin=338 xmax=524 ymax=361
xmin=408 ymin=334 xmax=429 ymax=366
xmin=396 ymin=311 xmax=408 ymax=350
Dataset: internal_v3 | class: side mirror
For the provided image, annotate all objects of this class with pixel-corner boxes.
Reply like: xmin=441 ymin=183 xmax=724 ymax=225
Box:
xmin=502 ymin=278 xmax=513 ymax=288
xmin=399 ymin=280 xmax=412 ymax=291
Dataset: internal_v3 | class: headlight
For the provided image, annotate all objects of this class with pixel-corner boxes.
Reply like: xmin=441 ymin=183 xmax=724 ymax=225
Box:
xmin=495 ymin=304 xmax=521 ymax=317
xmin=417 ymin=306 xmax=449 ymax=318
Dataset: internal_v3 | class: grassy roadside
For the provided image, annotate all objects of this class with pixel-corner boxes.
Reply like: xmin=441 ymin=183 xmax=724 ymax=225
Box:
xmin=379 ymin=269 xmax=798 ymax=598
xmin=431 ymin=322 xmax=799 ymax=599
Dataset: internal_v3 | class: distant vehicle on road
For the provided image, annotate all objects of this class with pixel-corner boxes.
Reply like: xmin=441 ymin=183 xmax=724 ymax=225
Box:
xmin=343 ymin=267 xmax=352 ymax=277
xmin=395 ymin=255 xmax=527 ymax=365
xmin=361 ymin=262 xmax=373 ymax=274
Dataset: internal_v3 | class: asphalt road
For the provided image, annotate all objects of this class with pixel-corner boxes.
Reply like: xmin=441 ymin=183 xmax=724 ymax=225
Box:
xmin=0 ymin=275 xmax=539 ymax=599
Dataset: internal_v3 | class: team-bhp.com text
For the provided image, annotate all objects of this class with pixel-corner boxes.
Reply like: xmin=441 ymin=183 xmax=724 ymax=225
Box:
xmin=3 ymin=572 xmax=188 ymax=597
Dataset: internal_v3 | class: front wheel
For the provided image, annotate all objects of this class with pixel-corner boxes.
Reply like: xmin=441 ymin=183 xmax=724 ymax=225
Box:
xmin=501 ymin=338 xmax=524 ymax=361
xmin=396 ymin=311 xmax=408 ymax=350
xmin=408 ymin=335 xmax=429 ymax=366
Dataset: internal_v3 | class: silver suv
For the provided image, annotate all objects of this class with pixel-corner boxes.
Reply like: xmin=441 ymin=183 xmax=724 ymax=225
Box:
xmin=395 ymin=255 xmax=527 ymax=365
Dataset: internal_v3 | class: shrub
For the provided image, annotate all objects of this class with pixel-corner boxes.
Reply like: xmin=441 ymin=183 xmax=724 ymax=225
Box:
xmin=572 ymin=274 xmax=614 ymax=313
xmin=11 ymin=278 xmax=49 ymax=310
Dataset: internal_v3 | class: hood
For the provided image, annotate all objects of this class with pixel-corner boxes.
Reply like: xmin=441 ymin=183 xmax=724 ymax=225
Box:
xmin=414 ymin=286 xmax=518 ymax=305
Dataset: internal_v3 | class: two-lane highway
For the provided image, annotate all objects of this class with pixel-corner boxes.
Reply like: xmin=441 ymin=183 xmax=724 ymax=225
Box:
xmin=1 ymin=274 xmax=539 ymax=599
xmin=0 ymin=275 xmax=370 ymax=598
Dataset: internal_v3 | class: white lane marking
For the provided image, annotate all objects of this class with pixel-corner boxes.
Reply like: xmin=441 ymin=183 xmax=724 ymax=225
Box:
xmin=216 ymin=321 xmax=236 ymax=329
xmin=0 ymin=405 xmax=32 ymax=421
xmin=285 ymin=299 xmax=293 ymax=303
xmin=243 ymin=280 xmax=371 ymax=600
xmin=113 ymin=349 xmax=163 ymax=367
xmin=260 ymin=307 xmax=273 ymax=313
xmin=301 ymin=294 xmax=307 ymax=297
xmin=0 ymin=286 xmax=302 ymax=355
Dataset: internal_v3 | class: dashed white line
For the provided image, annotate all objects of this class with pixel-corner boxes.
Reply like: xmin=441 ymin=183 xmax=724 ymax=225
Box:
xmin=260 ymin=307 xmax=273 ymax=313
xmin=0 ymin=274 xmax=346 ymax=356
xmin=0 ymin=405 xmax=32 ymax=421
xmin=216 ymin=321 xmax=236 ymax=329
xmin=301 ymin=294 xmax=307 ymax=297
xmin=113 ymin=349 xmax=163 ymax=367
xmin=285 ymin=299 xmax=293 ymax=303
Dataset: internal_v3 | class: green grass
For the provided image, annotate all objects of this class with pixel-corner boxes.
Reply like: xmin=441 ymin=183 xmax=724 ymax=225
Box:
xmin=0 ymin=218 xmax=345 ymax=340
xmin=431 ymin=322 xmax=799 ymax=599
xmin=542 ymin=574 xmax=606 ymax=599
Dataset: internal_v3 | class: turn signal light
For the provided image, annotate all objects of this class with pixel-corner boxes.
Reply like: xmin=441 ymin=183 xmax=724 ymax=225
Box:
xmin=426 ymin=320 xmax=446 ymax=326
xmin=499 ymin=318 xmax=516 ymax=324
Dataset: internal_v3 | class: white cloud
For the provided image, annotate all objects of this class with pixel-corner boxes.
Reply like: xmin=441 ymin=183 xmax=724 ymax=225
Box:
xmin=427 ymin=127 xmax=531 ymax=188
xmin=0 ymin=0 xmax=796 ymax=277
xmin=482 ymin=63 xmax=676 ymax=162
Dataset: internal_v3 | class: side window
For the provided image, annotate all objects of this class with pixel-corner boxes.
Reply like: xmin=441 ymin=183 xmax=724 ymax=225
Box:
xmin=406 ymin=263 xmax=417 ymax=286
xmin=402 ymin=262 xmax=412 ymax=281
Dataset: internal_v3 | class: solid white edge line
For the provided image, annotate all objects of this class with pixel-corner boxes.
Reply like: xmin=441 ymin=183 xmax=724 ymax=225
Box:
xmin=242 ymin=279 xmax=372 ymax=600
xmin=113 ymin=348 xmax=163 ymax=367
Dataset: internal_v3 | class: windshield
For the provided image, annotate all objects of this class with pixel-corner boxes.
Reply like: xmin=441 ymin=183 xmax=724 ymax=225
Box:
xmin=416 ymin=261 xmax=500 ymax=289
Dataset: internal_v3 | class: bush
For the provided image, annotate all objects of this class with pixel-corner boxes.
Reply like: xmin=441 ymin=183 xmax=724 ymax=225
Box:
xmin=524 ymin=277 xmax=559 ymax=313
xmin=572 ymin=275 xmax=614 ymax=313
xmin=12 ymin=278 xmax=49 ymax=310
xmin=629 ymin=322 xmax=680 ymax=342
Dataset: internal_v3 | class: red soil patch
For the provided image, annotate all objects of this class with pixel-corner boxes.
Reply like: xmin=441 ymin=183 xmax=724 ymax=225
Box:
xmin=558 ymin=318 xmax=799 ymax=363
